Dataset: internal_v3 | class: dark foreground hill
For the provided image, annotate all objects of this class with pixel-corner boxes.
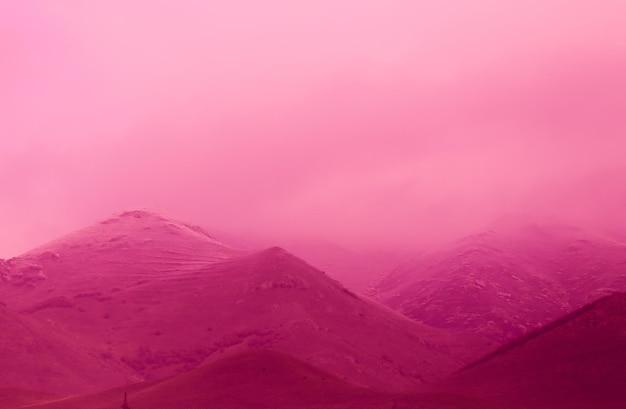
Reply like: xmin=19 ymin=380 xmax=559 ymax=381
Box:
xmin=430 ymin=293 xmax=626 ymax=409
xmin=15 ymin=350 xmax=515 ymax=409
xmin=0 ymin=389 xmax=58 ymax=409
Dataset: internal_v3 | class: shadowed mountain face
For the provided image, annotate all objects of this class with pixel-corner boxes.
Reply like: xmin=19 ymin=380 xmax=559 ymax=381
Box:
xmin=371 ymin=223 xmax=626 ymax=341
xmin=18 ymin=350 xmax=515 ymax=409
xmin=431 ymin=293 xmax=626 ymax=409
xmin=0 ymin=209 xmax=494 ymax=393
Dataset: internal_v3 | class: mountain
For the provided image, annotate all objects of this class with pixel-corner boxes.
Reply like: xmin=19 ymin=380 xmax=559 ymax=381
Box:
xmin=1 ymin=208 xmax=242 ymax=289
xmin=280 ymin=238 xmax=404 ymax=293
xmin=431 ymin=293 xmax=626 ymax=409
xmin=194 ymin=233 xmax=405 ymax=293
xmin=0 ymin=304 xmax=138 ymax=394
xmin=0 ymin=389 xmax=58 ymax=409
xmin=19 ymin=350 xmax=514 ymax=409
xmin=370 ymin=222 xmax=626 ymax=341
xmin=0 ymin=209 xmax=494 ymax=393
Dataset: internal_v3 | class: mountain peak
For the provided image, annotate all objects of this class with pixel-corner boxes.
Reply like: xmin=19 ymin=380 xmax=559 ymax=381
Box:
xmin=110 ymin=207 xmax=193 ymax=225
xmin=20 ymin=208 xmax=229 ymax=259
xmin=102 ymin=207 xmax=220 ymax=241
xmin=2 ymin=209 xmax=243 ymax=297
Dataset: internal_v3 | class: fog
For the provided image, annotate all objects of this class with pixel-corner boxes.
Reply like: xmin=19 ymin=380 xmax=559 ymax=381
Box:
xmin=1 ymin=1 xmax=625 ymax=257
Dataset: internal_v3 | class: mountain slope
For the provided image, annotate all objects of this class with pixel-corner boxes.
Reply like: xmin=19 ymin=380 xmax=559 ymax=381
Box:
xmin=371 ymin=222 xmax=626 ymax=341
xmin=0 ymin=305 xmax=138 ymax=394
xmin=0 ymin=389 xmax=58 ymax=409
xmin=431 ymin=293 xmax=626 ymax=409
xmin=1 ymin=208 xmax=241 ymax=292
xmin=0 ymin=209 xmax=494 ymax=392
xmin=22 ymin=350 xmax=514 ymax=409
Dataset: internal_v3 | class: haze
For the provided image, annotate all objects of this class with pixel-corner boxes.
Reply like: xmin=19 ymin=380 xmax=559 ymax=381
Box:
xmin=1 ymin=0 xmax=625 ymax=257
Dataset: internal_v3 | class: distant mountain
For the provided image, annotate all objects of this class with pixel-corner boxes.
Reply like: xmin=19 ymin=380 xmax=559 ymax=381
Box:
xmin=197 ymin=234 xmax=405 ymax=293
xmin=0 ymin=209 xmax=494 ymax=393
xmin=431 ymin=293 xmax=626 ymax=409
xmin=20 ymin=350 xmax=514 ymax=409
xmin=280 ymin=238 xmax=404 ymax=293
xmin=371 ymin=222 xmax=626 ymax=341
xmin=0 ymin=304 xmax=138 ymax=394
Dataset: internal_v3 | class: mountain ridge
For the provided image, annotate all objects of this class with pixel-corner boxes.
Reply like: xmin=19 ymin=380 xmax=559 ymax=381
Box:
xmin=430 ymin=292 xmax=626 ymax=409
xmin=0 ymin=209 xmax=495 ymax=393
xmin=371 ymin=222 xmax=626 ymax=341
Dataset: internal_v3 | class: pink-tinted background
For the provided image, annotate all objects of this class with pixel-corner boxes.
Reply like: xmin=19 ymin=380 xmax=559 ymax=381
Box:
xmin=1 ymin=1 xmax=626 ymax=257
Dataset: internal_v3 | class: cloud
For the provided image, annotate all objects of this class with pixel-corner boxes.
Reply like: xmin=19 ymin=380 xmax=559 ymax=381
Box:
xmin=1 ymin=1 xmax=625 ymax=256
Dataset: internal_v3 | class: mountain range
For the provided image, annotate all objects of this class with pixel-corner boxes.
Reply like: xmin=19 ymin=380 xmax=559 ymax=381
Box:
xmin=0 ymin=209 xmax=492 ymax=394
xmin=1 ymin=209 xmax=625 ymax=408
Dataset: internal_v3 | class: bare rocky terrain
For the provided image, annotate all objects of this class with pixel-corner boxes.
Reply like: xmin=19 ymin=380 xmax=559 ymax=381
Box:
xmin=371 ymin=222 xmax=626 ymax=341
xmin=0 ymin=209 xmax=493 ymax=395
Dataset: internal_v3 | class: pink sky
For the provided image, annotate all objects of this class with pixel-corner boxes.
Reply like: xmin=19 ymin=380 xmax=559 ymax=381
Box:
xmin=1 ymin=1 xmax=626 ymax=257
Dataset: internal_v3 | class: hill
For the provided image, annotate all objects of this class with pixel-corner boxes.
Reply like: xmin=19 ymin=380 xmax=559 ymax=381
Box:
xmin=371 ymin=222 xmax=626 ymax=341
xmin=0 ymin=209 xmax=494 ymax=392
xmin=431 ymin=293 xmax=626 ymax=409
xmin=0 ymin=389 xmax=58 ymax=409
xmin=21 ymin=350 xmax=515 ymax=409
xmin=0 ymin=304 xmax=138 ymax=394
